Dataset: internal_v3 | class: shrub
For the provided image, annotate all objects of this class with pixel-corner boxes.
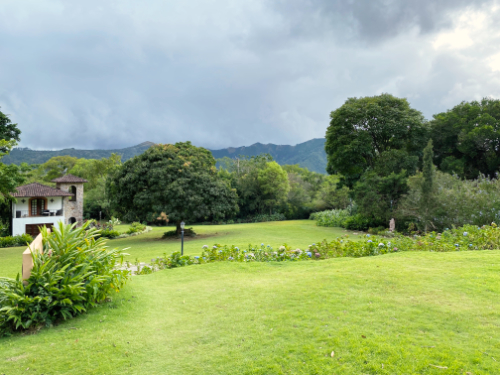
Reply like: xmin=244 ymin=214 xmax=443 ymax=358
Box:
xmin=100 ymin=229 xmax=120 ymax=239
xmin=368 ymin=226 xmax=386 ymax=235
xmin=0 ymin=222 xmax=130 ymax=336
xmin=343 ymin=214 xmax=372 ymax=231
xmin=135 ymin=223 xmax=500 ymax=279
xmin=0 ymin=234 xmax=33 ymax=248
xmin=109 ymin=217 xmax=121 ymax=226
xmin=247 ymin=213 xmax=287 ymax=223
xmin=398 ymin=172 xmax=500 ymax=231
xmin=311 ymin=209 xmax=374 ymax=231
xmin=310 ymin=209 xmax=350 ymax=227
xmin=126 ymin=222 xmax=146 ymax=234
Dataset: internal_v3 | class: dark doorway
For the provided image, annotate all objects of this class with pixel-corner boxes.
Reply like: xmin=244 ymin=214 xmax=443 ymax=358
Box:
xmin=26 ymin=223 xmax=53 ymax=238
xmin=69 ymin=217 xmax=76 ymax=224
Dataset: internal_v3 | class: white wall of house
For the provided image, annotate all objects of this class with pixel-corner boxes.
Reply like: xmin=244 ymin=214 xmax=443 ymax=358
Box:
xmin=13 ymin=197 xmax=64 ymax=216
xmin=12 ymin=216 xmax=65 ymax=236
xmin=12 ymin=197 xmax=66 ymax=236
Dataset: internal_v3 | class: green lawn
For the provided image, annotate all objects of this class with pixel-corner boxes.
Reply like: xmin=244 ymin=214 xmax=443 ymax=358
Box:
xmin=0 ymin=220 xmax=359 ymax=278
xmin=1 ymin=221 xmax=500 ymax=374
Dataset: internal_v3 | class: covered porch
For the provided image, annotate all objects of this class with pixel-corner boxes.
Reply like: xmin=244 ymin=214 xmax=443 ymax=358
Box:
xmin=11 ymin=182 xmax=73 ymax=236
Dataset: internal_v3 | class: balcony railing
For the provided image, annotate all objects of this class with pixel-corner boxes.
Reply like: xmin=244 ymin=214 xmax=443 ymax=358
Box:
xmin=14 ymin=209 xmax=64 ymax=218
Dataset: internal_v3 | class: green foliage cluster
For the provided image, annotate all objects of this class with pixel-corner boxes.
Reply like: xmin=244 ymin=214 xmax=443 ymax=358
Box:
xmin=399 ymin=170 xmax=500 ymax=231
xmin=126 ymin=222 xmax=146 ymax=234
xmin=142 ymin=223 xmax=500 ymax=277
xmin=0 ymin=222 xmax=130 ymax=336
xmin=100 ymin=229 xmax=120 ymax=239
xmin=108 ymin=142 xmax=238 ymax=232
xmin=310 ymin=209 xmax=351 ymax=227
xmin=311 ymin=209 xmax=374 ymax=231
xmin=324 ymin=94 xmax=500 ymax=231
xmin=325 ymin=93 xmax=427 ymax=187
xmin=309 ymin=223 xmax=500 ymax=258
xmin=218 ymin=157 xmax=348 ymax=221
xmin=0 ymin=233 xmax=33 ymax=248
xmin=218 ymin=155 xmax=289 ymax=217
xmin=430 ymin=98 xmax=500 ymax=178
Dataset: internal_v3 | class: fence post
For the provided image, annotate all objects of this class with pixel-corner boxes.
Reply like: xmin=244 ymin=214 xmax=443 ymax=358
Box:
xmin=22 ymin=229 xmax=50 ymax=284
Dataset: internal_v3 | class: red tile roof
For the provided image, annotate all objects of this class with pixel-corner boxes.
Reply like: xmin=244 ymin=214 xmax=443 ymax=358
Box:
xmin=12 ymin=183 xmax=74 ymax=198
xmin=51 ymin=174 xmax=88 ymax=183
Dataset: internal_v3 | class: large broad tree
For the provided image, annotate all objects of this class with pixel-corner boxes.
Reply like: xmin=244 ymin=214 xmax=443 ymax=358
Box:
xmin=108 ymin=142 xmax=238 ymax=232
xmin=430 ymin=97 xmax=500 ymax=179
xmin=325 ymin=93 xmax=428 ymax=187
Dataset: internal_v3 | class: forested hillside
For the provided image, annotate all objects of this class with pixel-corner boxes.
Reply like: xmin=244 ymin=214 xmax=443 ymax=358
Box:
xmin=2 ymin=141 xmax=155 ymax=165
xmin=211 ymin=138 xmax=327 ymax=173
xmin=3 ymin=138 xmax=328 ymax=173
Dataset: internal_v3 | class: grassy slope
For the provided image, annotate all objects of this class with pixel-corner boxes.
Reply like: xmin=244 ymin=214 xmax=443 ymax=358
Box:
xmin=1 ymin=221 xmax=500 ymax=374
xmin=1 ymin=251 xmax=499 ymax=374
xmin=0 ymin=220 xmax=356 ymax=278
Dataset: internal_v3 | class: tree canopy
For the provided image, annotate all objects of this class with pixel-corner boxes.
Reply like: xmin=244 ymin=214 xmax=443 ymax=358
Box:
xmin=0 ymin=110 xmax=26 ymax=203
xmin=257 ymin=161 xmax=290 ymax=214
xmin=0 ymin=108 xmax=21 ymax=153
xmin=325 ymin=93 xmax=428 ymax=186
xmin=430 ymin=97 xmax=500 ymax=179
xmin=108 ymin=142 xmax=238 ymax=228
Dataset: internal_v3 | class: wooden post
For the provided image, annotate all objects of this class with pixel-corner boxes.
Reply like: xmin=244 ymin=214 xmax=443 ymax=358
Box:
xmin=22 ymin=229 xmax=50 ymax=284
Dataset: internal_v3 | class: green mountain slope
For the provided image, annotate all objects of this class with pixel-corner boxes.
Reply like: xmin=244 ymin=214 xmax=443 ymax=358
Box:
xmin=3 ymin=142 xmax=156 ymax=165
xmin=211 ymin=138 xmax=327 ymax=173
xmin=3 ymin=138 xmax=328 ymax=173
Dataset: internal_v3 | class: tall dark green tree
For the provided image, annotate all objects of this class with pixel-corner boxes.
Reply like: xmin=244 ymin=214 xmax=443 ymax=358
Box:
xmin=325 ymin=93 xmax=428 ymax=187
xmin=352 ymin=171 xmax=409 ymax=226
xmin=430 ymin=98 xmax=500 ymax=178
xmin=0 ymin=108 xmax=21 ymax=153
xmin=108 ymin=142 xmax=238 ymax=232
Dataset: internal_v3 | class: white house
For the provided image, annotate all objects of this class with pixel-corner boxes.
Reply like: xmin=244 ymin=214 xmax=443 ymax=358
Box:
xmin=11 ymin=174 xmax=88 ymax=236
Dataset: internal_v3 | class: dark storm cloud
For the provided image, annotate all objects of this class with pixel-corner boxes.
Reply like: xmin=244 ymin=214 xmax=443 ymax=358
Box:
xmin=271 ymin=0 xmax=493 ymax=42
xmin=0 ymin=0 xmax=499 ymax=151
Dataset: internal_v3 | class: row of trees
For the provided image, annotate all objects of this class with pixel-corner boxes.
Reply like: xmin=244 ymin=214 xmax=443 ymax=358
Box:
xmin=2 ymin=93 xmax=499 ymax=235
xmin=325 ymin=94 xmax=500 ymax=231
xmin=104 ymin=144 xmax=349 ymax=231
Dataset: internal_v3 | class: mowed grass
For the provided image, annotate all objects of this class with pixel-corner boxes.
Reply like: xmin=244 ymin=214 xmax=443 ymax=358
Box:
xmin=0 ymin=220 xmax=358 ymax=278
xmin=1 ymin=222 xmax=500 ymax=374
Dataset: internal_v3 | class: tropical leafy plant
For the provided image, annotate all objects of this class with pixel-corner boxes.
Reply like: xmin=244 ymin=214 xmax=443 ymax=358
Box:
xmin=0 ymin=222 xmax=129 ymax=336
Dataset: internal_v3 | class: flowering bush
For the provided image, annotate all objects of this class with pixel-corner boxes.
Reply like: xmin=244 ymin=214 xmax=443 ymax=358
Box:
xmin=201 ymin=243 xmax=311 ymax=262
xmin=126 ymin=222 xmax=146 ymax=234
xmin=306 ymin=223 xmax=500 ymax=258
xmin=139 ymin=223 xmax=500 ymax=278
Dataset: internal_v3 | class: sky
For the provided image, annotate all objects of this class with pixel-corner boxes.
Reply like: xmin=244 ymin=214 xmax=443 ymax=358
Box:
xmin=1 ymin=0 xmax=500 ymax=151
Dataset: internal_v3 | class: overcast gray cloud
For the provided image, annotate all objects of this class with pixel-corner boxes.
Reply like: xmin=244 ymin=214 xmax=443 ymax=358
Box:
xmin=0 ymin=0 xmax=500 ymax=150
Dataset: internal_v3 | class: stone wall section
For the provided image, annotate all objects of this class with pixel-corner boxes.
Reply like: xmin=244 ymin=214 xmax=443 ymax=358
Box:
xmin=56 ymin=182 xmax=84 ymax=224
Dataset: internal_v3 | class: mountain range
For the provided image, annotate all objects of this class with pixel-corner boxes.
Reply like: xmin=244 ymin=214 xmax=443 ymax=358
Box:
xmin=3 ymin=138 xmax=328 ymax=174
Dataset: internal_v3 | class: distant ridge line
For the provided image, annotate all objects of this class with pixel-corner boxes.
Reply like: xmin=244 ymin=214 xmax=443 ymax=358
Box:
xmin=3 ymin=138 xmax=327 ymax=173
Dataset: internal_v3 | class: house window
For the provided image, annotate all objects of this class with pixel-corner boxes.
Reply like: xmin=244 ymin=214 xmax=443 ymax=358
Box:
xmin=30 ymin=198 xmax=46 ymax=216
xmin=69 ymin=186 xmax=77 ymax=201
